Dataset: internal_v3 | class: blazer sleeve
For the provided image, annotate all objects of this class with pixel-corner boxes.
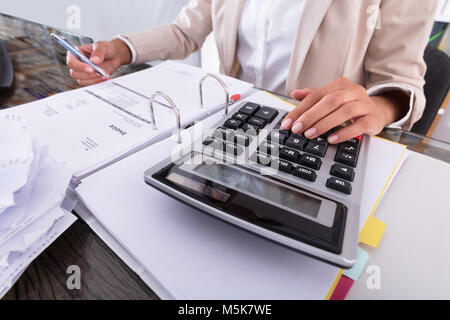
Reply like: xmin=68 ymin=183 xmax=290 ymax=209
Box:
xmin=122 ymin=0 xmax=212 ymax=64
xmin=364 ymin=0 xmax=438 ymax=130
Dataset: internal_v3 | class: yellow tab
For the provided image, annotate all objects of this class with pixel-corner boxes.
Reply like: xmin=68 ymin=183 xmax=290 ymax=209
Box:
xmin=359 ymin=215 xmax=386 ymax=248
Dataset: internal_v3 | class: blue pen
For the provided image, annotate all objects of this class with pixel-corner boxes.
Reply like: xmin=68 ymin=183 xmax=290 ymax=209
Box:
xmin=51 ymin=33 xmax=109 ymax=79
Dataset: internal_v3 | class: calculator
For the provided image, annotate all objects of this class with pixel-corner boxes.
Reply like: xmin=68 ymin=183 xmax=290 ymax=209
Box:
xmin=144 ymin=92 xmax=368 ymax=268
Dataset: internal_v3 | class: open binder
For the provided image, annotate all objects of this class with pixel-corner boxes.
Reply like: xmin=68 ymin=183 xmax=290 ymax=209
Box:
xmin=6 ymin=61 xmax=253 ymax=184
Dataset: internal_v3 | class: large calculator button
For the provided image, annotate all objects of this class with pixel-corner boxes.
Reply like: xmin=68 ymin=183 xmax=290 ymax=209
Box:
xmin=279 ymin=147 xmax=300 ymax=163
xmin=255 ymin=107 xmax=279 ymax=123
xmin=239 ymin=102 xmax=261 ymax=116
xmin=248 ymin=117 xmax=267 ymax=128
xmin=338 ymin=142 xmax=358 ymax=155
xmin=242 ymin=123 xmax=261 ymax=135
xmin=233 ymin=112 xmax=249 ymax=122
xmin=274 ymin=159 xmax=293 ymax=173
xmin=224 ymin=118 xmax=243 ymax=130
xmin=268 ymin=130 xmax=289 ymax=145
xmin=294 ymin=166 xmax=317 ymax=182
xmin=285 ymin=135 xmax=307 ymax=151
xmin=234 ymin=131 xmax=252 ymax=147
xmin=258 ymin=141 xmax=279 ymax=156
xmin=305 ymin=141 xmax=327 ymax=158
xmin=335 ymin=151 xmax=357 ymax=168
xmin=330 ymin=164 xmax=355 ymax=182
xmin=326 ymin=177 xmax=352 ymax=195
xmin=299 ymin=154 xmax=322 ymax=170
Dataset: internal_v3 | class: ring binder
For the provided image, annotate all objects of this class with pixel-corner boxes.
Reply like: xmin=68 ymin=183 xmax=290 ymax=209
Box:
xmin=149 ymin=91 xmax=182 ymax=144
xmin=199 ymin=73 xmax=230 ymax=115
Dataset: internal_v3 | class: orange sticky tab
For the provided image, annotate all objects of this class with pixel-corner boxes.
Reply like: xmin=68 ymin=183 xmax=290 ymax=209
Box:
xmin=230 ymin=94 xmax=241 ymax=102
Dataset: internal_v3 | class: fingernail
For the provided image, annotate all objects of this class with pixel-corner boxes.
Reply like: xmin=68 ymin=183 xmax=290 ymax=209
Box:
xmin=91 ymin=56 xmax=100 ymax=63
xmin=281 ymin=118 xmax=292 ymax=130
xmin=328 ymin=135 xmax=338 ymax=144
xmin=305 ymin=127 xmax=317 ymax=138
xmin=85 ymin=67 xmax=94 ymax=73
xmin=292 ymin=122 xmax=303 ymax=134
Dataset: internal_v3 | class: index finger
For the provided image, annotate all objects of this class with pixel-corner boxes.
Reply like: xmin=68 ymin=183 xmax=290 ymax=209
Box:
xmin=66 ymin=51 xmax=95 ymax=73
xmin=281 ymin=78 xmax=351 ymax=130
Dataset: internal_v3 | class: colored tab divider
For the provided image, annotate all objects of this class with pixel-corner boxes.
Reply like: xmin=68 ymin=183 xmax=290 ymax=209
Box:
xmin=359 ymin=215 xmax=386 ymax=248
xmin=329 ymin=275 xmax=354 ymax=300
xmin=343 ymin=247 xmax=370 ymax=282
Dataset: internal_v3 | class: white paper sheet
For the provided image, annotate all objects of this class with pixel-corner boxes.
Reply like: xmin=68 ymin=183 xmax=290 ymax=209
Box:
xmin=0 ymin=210 xmax=77 ymax=299
xmin=4 ymin=61 xmax=253 ymax=183
xmin=0 ymin=206 xmax=66 ymax=267
xmin=75 ymin=91 xmax=409 ymax=299
xmin=0 ymin=145 xmax=73 ymax=245
xmin=0 ymin=113 xmax=34 ymax=210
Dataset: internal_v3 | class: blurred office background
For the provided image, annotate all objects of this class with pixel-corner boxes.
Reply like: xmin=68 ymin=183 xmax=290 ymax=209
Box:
xmin=0 ymin=0 xmax=448 ymax=142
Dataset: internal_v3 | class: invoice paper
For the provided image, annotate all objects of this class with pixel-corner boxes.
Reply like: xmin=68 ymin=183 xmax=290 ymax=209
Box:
xmin=5 ymin=61 xmax=253 ymax=183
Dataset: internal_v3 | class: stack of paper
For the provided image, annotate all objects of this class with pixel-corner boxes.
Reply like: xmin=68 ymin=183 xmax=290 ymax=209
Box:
xmin=0 ymin=113 xmax=77 ymax=298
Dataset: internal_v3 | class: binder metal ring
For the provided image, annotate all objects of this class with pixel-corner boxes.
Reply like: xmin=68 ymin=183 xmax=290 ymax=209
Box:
xmin=149 ymin=91 xmax=182 ymax=144
xmin=199 ymin=73 xmax=230 ymax=115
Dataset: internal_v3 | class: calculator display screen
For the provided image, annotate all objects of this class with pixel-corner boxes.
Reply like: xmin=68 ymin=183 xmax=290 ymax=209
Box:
xmin=193 ymin=163 xmax=321 ymax=218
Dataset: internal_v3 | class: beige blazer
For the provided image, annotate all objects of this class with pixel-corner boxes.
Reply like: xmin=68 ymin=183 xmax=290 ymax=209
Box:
xmin=124 ymin=0 xmax=438 ymax=130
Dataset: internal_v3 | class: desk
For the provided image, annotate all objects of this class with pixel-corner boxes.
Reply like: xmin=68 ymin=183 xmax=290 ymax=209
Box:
xmin=1 ymin=13 xmax=450 ymax=300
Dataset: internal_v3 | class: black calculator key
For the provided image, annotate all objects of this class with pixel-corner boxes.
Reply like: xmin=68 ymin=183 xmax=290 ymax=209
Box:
xmin=258 ymin=141 xmax=279 ymax=156
xmin=279 ymin=147 xmax=300 ymax=163
xmin=214 ymin=140 xmax=244 ymax=156
xmin=239 ymin=102 xmax=261 ymax=116
xmin=251 ymin=153 xmax=272 ymax=167
xmin=242 ymin=123 xmax=261 ymax=135
xmin=330 ymin=164 xmax=355 ymax=182
xmin=213 ymin=127 xmax=234 ymax=141
xmin=335 ymin=151 xmax=358 ymax=168
xmin=305 ymin=141 xmax=328 ymax=158
xmin=295 ymin=166 xmax=317 ymax=182
xmin=274 ymin=159 xmax=293 ymax=173
xmin=234 ymin=131 xmax=252 ymax=146
xmin=311 ymin=135 xmax=328 ymax=146
xmin=338 ymin=143 xmax=359 ymax=155
xmin=203 ymin=137 xmax=215 ymax=146
xmin=299 ymin=154 xmax=322 ymax=170
xmin=285 ymin=135 xmax=307 ymax=151
xmin=326 ymin=177 xmax=352 ymax=195
xmin=248 ymin=117 xmax=267 ymax=128
xmin=346 ymin=137 xmax=361 ymax=147
xmin=255 ymin=107 xmax=279 ymax=122
xmin=268 ymin=130 xmax=289 ymax=145
xmin=233 ymin=112 xmax=249 ymax=122
xmin=224 ymin=118 xmax=243 ymax=130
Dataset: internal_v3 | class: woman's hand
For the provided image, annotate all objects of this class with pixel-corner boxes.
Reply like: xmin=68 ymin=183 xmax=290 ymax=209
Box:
xmin=66 ymin=39 xmax=132 ymax=86
xmin=281 ymin=77 xmax=409 ymax=144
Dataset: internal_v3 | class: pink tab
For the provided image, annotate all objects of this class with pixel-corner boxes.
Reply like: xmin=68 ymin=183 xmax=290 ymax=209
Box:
xmin=329 ymin=275 xmax=354 ymax=300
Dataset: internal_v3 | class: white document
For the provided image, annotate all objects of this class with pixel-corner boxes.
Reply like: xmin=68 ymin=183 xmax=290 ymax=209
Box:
xmin=0 ymin=210 xmax=77 ymax=299
xmin=0 ymin=145 xmax=73 ymax=246
xmin=5 ymin=61 xmax=253 ymax=183
xmin=75 ymin=91 xmax=409 ymax=299
xmin=0 ymin=113 xmax=34 ymax=211
xmin=0 ymin=205 xmax=66 ymax=267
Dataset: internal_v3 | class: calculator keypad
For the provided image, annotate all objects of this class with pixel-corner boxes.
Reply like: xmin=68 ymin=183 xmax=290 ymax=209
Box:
xmin=204 ymin=103 xmax=364 ymax=195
